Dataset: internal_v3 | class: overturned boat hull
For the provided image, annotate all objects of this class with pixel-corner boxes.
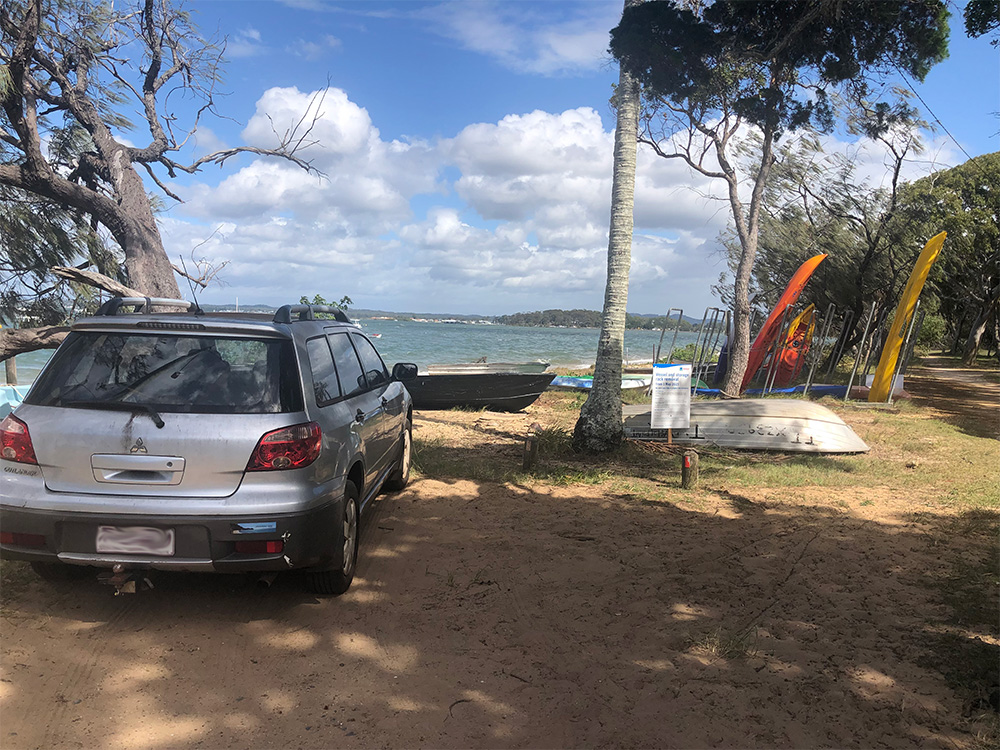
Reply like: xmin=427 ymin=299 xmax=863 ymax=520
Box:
xmin=623 ymin=399 xmax=869 ymax=453
xmin=406 ymin=372 xmax=557 ymax=412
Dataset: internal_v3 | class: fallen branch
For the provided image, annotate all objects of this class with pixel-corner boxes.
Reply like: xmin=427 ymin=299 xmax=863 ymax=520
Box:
xmin=0 ymin=325 xmax=71 ymax=360
xmin=50 ymin=266 xmax=142 ymax=297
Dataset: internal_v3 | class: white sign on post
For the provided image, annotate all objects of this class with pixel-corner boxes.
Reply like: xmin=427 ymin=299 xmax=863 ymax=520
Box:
xmin=651 ymin=364 xmax=692 ymax=429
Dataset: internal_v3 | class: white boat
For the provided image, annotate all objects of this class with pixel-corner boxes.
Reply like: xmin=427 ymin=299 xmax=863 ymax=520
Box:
xmin=549 ymin=374 xmax=652 ymax=391
xmin=622 ymin=399 xmax=869 ymax=454
xmin=426 ymin=360 xmax=550 ymax=374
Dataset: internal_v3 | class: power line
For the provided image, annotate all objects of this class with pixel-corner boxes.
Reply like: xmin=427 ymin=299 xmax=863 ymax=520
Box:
xmin=894 ymin=65 xmax=996 ymax=181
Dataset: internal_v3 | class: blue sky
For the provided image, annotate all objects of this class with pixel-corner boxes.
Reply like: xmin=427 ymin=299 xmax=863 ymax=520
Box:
xmin=154 ymin=0 xmax=998 ymax=316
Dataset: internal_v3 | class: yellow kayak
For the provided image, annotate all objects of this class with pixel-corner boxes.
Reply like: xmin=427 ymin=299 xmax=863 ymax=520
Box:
xmin=868 ymin=231 xmax=947 ymax=402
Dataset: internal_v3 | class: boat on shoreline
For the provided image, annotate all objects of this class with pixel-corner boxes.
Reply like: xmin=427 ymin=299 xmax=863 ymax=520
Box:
xmin=406 ymin=372 xmax=557 ymax=412
xmin=425 ymin=360 xmax=550 ymax=374
xmin=622 ymin=399 xmax=869 ymax=454
xmin=549 ymin=374 xmax=652 ymax=391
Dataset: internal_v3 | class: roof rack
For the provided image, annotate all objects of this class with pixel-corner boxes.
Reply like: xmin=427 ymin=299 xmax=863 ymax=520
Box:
xmin=272 ymin=305 xmax=353 ymax=325
xmin=95 ymin=297 xmax=201 ymax=316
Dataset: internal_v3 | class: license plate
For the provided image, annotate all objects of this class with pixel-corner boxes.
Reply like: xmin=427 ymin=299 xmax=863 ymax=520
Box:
xmin=96 ymin=526 xmax=175 ymax=556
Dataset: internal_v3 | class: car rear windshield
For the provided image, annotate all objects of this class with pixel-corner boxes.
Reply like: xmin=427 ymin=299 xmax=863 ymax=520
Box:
xmin=27 ymin=332 xmax=303 ymax=414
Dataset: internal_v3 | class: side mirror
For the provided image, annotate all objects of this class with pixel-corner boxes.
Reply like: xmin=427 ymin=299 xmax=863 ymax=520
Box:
xmin=391 ymin=363 xmax=418 ymax=382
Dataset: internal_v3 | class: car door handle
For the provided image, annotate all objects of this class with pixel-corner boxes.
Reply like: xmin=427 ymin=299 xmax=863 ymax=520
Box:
xmin=355 ymin=408 xmax=365 ymax=423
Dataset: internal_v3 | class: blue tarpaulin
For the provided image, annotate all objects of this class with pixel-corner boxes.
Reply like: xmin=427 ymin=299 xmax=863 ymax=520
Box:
xmin=694 ymin=384 xmax=848 ymax=398
xmin=1 ymin=384 xmax=30 ymax=418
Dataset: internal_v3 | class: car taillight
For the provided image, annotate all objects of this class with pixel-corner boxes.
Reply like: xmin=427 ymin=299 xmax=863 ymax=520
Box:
xmin=247 ymin=422 xmax=322 ymax=471
xmin=0 ymin=531 xmax=46 ymax=547
xmin=235 ymin=540 xmax=284 ymax=554
xmin=1 ymin=414 xmax=37 ymax=465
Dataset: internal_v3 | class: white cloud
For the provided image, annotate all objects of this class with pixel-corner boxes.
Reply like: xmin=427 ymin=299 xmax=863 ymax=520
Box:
xmin=189 ymin=127 xmax=229 ymax=158
xmin=418 ymin=1 xmax=618 ymax=76
xmin=289 ymin=34 xmax=342 ymax=61
xmin=163 ymin=87 xmax=732 ymax=314
xmin=179 ymin=86 xmax=440 ymax=234
xmin=165 ymin=85 xmax=949 ymax=317
xmin=226 ymin=27 xmax=266 ymax=58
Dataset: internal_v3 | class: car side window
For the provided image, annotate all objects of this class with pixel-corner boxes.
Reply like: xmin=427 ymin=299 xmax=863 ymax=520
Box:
xmin=328 ymin=332 xmax=367 ymax=398
xmin=350 ymin=333 xmax=389 ymax=389
xmin=305 ymin=336 xmax=342 ymax=405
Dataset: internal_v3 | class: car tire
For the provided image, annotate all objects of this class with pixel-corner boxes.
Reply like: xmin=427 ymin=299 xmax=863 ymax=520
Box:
xmin=30 ymin=561 xmax=92 ymax=582
xmin=383 ymin=418 xmax=412 ymax=492
xmin=306 ymin=481 xmax=359 ymax=596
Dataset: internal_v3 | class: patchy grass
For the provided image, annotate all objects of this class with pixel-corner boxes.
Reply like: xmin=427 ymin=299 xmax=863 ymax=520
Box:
xmin=621 ymin=387 xmax=652 ymax=406
xmin=692 ymin=625 xmax=760 ymax=661
xmin=534 ymin=425 xmax=573 ymax=455
xmin=938 ymin=510 xmax=999 ymax=633
xmin=915 ymin=509 xmax=999 ymax=738
xmin=414 ymin=388 xmax=997 ymax=519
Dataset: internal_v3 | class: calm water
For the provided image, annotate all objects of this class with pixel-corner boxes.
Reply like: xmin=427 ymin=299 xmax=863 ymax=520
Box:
xmin=7 ymin=320 xmax=703 ymax=384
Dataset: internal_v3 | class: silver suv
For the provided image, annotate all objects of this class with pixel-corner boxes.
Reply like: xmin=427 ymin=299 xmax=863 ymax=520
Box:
xmin=0 ymin=298 xmax=416 ymax=595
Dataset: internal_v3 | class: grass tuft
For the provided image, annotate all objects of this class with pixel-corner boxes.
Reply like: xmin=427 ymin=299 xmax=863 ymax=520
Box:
xmin=693 ymin=626 xmax=759 ymax=660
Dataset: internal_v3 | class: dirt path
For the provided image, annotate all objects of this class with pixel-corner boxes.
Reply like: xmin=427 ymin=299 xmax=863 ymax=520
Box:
xmin=906 ymin=355 xmax=999 ymax=439
xmin=1 ymin=366 xmax=996 ymax=749
xmin=0 ymin=479 xmax=985 ymax=749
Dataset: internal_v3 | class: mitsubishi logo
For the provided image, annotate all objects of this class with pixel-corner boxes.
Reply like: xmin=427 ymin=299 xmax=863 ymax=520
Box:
xmin=130 ymin=438 xmax=148 ymax=454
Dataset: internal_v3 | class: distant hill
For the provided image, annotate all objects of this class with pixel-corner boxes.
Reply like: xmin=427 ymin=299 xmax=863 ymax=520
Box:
xmin=196 ymin=303 xmax=707 ymax=328
xmin=631 ymin=312 xmax=705 ymax=325
xmin=496 ymin=309 xmax=703 ymax=331
xmin=197 ymin=303 xmax=488 ymax=321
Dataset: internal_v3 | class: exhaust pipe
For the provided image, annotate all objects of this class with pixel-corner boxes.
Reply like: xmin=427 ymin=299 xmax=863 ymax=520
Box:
xmin=257 ymin=572 xmax=278 ymax=589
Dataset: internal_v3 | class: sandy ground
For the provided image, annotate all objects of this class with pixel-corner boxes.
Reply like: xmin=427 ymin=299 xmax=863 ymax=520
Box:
xmin=1 ymin=360 xmax=997 ymax=749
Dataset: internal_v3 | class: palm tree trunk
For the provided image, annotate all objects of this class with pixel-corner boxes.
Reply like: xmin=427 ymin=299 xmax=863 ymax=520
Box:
xmin=573 ymin=0 xmax=641 ymax=453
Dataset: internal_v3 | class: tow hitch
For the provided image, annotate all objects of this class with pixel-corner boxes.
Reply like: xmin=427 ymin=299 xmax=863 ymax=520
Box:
xmin=98 ymin=563 xmax=154 ymax=595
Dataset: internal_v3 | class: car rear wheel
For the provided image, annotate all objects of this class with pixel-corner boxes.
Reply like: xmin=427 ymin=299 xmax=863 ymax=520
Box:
xmin=306 ymin=480 xmax=359 ymax=596
xmin=384 ymin=418 xmax=412 ymax=492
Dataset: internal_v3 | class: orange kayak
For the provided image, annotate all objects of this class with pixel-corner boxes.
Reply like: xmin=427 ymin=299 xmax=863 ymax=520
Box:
xmin=774 ymin=304 xmax=816 ymax=387
xmin=741 ymin=254 xmax=827 ymax=392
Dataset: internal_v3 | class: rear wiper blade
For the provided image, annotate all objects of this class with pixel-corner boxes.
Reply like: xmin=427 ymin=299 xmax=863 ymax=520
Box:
xmin=64 ymin=400 xmax=165 ymax=429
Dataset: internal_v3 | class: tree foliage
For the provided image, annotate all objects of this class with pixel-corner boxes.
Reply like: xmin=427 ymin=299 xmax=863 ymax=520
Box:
xmin=734 ymin=100 xmax=927 ymax=320
xmin=965 ymin=0 xmax=1000 ymax=44
xmin=1 ymin=184 xmax=123 ymax=327
xmin=496 ymin=308 xmax=698 ymax=330
xmin=610 ymin=0 xmax=950 ymax=394
xmin=0 ymin=0 xmax=321 ymax=359
xmin=298 ymin=294 xmax=353 ymax=319
xmin=746 ymin=146 xmax=999 ymax=366
xmin=892 ymin=153 xmax=1000 ymax=362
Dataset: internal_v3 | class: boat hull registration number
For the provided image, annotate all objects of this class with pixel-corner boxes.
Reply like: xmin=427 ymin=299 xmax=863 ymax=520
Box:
xmin=96 ymin=526 xmax=175 ymax=556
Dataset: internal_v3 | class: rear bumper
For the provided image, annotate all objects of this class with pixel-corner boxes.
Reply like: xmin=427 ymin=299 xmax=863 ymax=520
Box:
xmin=0 ymin=502 xmax=342 ymax=573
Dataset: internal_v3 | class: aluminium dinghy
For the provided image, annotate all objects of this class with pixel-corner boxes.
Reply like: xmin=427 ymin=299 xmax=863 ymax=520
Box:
xmin=623 ymin=398 xmax=869 ymax=454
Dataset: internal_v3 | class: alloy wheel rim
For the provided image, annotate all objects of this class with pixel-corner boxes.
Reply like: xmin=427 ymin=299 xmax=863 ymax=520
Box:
xmin=342 ymin=498 xmax=357 ymax=575
xmin=401 ymin=429 xmax=411 ymax=478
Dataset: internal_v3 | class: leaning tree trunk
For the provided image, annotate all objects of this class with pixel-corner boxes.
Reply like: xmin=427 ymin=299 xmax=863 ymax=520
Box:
xmin=962 ymin=286 xmax=999 ymax=365
xmin=98 ymin=138 xmax=182 ymax=299
xmin=573 ymin=0 xmax=641 ymax=453
xmin=718 ymin=126 xmax=776 ymax=396
xmin=722 ymin=247 xmax=754 ymax=396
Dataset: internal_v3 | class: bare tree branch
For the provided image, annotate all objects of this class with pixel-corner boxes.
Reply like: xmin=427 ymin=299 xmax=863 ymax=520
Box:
xmin=50 ymin=266 xmax=143 ymax=297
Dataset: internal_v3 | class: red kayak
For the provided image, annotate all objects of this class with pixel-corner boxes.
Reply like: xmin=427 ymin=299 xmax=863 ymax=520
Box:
xmin=741 ymin=254 xmax=827 ymax=392
xmin=773 ymin=304 xmax=816 ymax=387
